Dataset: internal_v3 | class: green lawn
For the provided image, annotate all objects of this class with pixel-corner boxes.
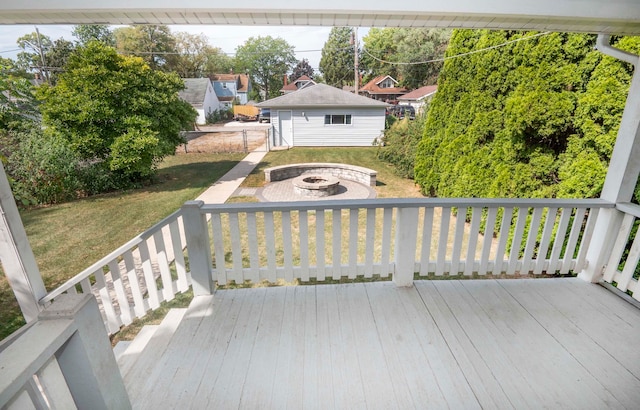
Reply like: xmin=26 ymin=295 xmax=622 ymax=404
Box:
xmin=0 ymin=152 xmax=244 ymax=339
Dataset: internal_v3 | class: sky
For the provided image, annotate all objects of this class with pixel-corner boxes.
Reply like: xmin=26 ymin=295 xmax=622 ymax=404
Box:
xmin=0 ymin=25 xmax=367 ymax=71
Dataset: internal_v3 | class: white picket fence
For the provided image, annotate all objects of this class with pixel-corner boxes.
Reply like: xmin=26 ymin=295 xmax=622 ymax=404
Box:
xmin=602 ymin=202 xmax=640 ymax=299
xmin=40 ymin=198 xmax=612 ymax=335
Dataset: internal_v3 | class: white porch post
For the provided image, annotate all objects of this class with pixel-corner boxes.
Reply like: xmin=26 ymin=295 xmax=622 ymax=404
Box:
xmin=182 ymin=200 xmax=214 ymax=295
xmin=579 ymin=35 xmax=640 ymax=282
xmin=40 ymin=294 xmax=131 ymax=409
xmin=0 ymin=161 xmax=46 ymax=321
xmin=394 ymin=207 xmax=419 ymax=287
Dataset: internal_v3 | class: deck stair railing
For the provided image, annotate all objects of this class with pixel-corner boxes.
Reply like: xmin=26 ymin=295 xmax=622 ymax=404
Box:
xmin=601 ymin=202 xmax=640 ymax=300
xmin=40 ymin=198 xmax=612 ymax=335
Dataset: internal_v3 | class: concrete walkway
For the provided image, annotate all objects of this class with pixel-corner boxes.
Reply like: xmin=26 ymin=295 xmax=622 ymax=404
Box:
xmin=195 ymin=144 xmax=268 ymax=203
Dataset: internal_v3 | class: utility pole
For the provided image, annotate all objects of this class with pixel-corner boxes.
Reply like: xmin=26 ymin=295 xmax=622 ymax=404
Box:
xmin=34 ymin=26 xmax=50 ymax=85
xmin=353 ymin=27 xmax=359 ymax=94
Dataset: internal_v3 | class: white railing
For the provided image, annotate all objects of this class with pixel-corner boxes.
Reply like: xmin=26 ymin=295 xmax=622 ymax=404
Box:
xmin=41 ymin=197 xmax=612 ymax=336
xmin=185 ymin=198 xmax=610 ymax=290
xmin=0 ymin=294 xmax=130 ymax=409
xmin=39 ymin=211 xmax=189 ymax=335
xmin=602 ymin=202 xmax=640 ymax=299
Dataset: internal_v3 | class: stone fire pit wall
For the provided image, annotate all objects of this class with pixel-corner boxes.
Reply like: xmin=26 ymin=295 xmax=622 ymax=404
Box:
xmin=264 ymin=163 xmax=377 ymax=187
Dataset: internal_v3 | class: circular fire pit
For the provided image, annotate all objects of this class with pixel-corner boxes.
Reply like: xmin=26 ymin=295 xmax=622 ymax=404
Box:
xmin=292 ymin=174 xmax=340 ymax=197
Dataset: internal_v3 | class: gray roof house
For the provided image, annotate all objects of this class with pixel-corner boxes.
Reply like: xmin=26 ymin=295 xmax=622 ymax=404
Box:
xmin=256 ymin=83 xmax=389 ymax=147
xmin=178 ymin=78 xmax=220 ymax=125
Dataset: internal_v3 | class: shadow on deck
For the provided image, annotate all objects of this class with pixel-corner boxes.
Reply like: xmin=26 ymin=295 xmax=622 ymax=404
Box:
xmin=120 ymin=278 xmax=640 ymax=409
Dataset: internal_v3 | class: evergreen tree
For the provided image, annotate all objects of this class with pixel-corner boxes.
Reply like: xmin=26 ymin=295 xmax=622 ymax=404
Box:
xmin=289 ymin=58 xmax=315 ymax=81
xmin=319 ymin=27 xmax=355 ymax=87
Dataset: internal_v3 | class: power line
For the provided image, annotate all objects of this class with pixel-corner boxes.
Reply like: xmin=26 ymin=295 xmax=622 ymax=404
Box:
xmin=362 ymin=31 xmax=552 ymax=66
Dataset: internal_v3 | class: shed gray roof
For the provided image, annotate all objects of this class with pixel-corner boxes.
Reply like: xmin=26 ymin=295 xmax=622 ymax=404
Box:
xmin=178 ymin=78 xmax=210 ymax=106
xmin=256 ymin=84 xmax=389 ymax=108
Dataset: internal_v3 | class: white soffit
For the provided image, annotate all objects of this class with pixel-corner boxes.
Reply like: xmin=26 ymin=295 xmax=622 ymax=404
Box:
xmin=0 ymin=1 xmax=639 ymax=35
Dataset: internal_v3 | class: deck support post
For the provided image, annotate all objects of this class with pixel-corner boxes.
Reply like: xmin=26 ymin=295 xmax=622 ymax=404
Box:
xmin=580 ymin=35 xmax=640 ymax=282
xmin=394 ymin=207 xmax=419 ymax=287
xmin=40 ymin=294 xmax=131 ymax=409
xmin=0 ymin=161 xmax=46 ymax=322
xmin=182 ymin=200 xmax=214 ymax=295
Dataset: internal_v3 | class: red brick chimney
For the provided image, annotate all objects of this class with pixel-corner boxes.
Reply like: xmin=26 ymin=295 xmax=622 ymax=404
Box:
xmin=284 ymin=74 xmax=288 ymax=86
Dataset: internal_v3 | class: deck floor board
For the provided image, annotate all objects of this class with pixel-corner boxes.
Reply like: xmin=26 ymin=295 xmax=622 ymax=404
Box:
xmin=125 ymin=278 xmax=640 ymax=409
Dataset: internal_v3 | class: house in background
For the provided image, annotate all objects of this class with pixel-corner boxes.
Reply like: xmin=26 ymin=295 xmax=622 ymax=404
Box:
xmin=256 ymin=83 xmax=388 ymax=147
xmin=398 ymin=85 xmax=438 ymax=114
xmin=359 ymin=75 xmax=407 ymax=102
xmin=178 ymin=78 xmax=220 ymax=125
xmin=280 ymin=75 xmax=316 ymax=94
xmin=210 ymin=73 xmax=251 ymax=108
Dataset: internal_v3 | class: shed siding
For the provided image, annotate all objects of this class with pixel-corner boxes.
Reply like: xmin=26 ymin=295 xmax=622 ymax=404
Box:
xmin=277 ymin=108 xmax=384 ymax=146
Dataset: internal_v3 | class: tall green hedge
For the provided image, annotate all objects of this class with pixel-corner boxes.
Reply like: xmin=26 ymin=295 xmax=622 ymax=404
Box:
xmin=412 ymin=30 xmax=640 ymax=200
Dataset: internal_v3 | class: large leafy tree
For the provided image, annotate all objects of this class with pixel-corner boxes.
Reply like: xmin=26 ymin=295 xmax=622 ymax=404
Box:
xmin=235 ymin=36 xmax=296 ymax=100
xmin=37 ymin=42 xmax=196 ymax=181
xmin=362 ymin=28 xmax=450 ymax=88
xmin=72 ymin=24 xmax=115 ymax=46
xmin=164 ymin=32 xmax=234 ymax=77
xmin=319 ymin=27 xmax=355 ymax=88
xmin=289 ymin=58 xmax=315 ymax=81
xmin=114 ymin=25 xmax=176 ymax=70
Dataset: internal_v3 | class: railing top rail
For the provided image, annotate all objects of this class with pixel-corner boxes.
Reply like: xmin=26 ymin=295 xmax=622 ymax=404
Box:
xmin=616 ymin=202 xmax=640 ymax=218
xmin=200 ymin=198 xmax=613 ymax=213
xmin=39 ymin=210 xmax=182 ymax=305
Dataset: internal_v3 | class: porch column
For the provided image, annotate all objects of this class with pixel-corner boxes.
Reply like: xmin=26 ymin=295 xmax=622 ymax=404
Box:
xmin=0 ymin=162 xmax=46 ymax=322
xmin=580 ymin=35 xmax=640 ymax=282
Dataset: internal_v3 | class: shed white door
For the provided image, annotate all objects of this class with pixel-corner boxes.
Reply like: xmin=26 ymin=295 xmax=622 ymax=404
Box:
xmin=278 ymin=110 xmax=293 ymax=146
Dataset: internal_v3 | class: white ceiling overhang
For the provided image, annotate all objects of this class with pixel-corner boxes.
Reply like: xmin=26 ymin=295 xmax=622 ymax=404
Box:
xmin=1 ymin=1 xmax=640 ymax=35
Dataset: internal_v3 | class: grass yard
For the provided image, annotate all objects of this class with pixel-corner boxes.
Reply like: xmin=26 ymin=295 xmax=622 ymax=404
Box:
xmin=0 ymin=152 xmax=244 ymax=340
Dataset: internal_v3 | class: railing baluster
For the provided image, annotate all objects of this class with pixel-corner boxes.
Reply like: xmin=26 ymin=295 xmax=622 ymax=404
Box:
xmin=603 ymin=213 xmax=636 ymax=283
xmin=616 ymin=224 xmax=640 ymax=292
xmin=478 ymin=207 xmax=497 ymax=276
xmin=229 ymin=212 xmax=244 ymax=283
xmin=451 ymin=207 xmax=466 ymax=274
xmin=365 ymin=208 xmax=375 ymax=278
xmin=123 ymin=250 xmax=146 ymax=318
xmin=419 ymin=207 xmax=434 ymax=276
xmin=153 ymin=230 xmax=175 ymax=301
xmin=548 ymin=208 xmax=573 ymax=274
xmin=282 ymin=211 xmax=294 ymax=282
xmin=246 ymin=211 xmax=260 ymax=283
xmin=507 ymin=208 xmax=528 ymax=275
xmin=107 ymin=260 xmax=132 ymax=326
xmin=332 ymin=209 xmax=342 ymax=279
xmin=169 ymin=220 xmax=189 ymax=292
xmin=264 ymin=211 xmax=277 ymax=282
xmin=138 ymin=240 xmax=161 ymax=308
xmin=464 ymin=207 xmax=482 ymax=276
xmin=36 ymin=357 xmax=76 ymax=409
xmin=210 ymin=212 xmax=227 ymax=284
xmin=381 ymin=208 xmax=393 ymax=277
xmin=436 ymin=207 xmax=451 ymax=276
xmin=493 ymin=207 xmax=512 ymax=275
xmin=561 ymin=208 xmax=587 ymax=274
xmin=93 ymin=268 xmax=121 ymax=333
xmin=299 ymin=210 xmax=310 ymax=281
xmin=575 ymin=207 xmax=599 ymax=272
xmin=521 ymin=207 xmax=543 ymax=274
xmin=534 ymin=207 xmax=558 ymax=275
xmin=348 ymin=209 xmax=359 ymax=279
xmin=316 ymin=210 xmax=326 ymax=281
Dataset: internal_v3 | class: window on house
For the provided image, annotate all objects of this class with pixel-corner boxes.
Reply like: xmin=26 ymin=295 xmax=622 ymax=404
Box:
xmin=324 ymin=114 xmax=352 ymax=125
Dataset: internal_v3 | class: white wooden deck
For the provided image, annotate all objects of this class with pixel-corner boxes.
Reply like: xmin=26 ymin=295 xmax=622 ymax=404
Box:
xmin=124 ymin=278 xmax=640 ymax=409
